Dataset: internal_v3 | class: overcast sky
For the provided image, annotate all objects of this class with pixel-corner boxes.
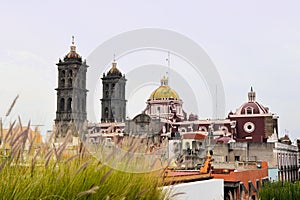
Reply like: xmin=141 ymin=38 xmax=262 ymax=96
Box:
xmin=0 ymin=1 xmax=299 ymax=140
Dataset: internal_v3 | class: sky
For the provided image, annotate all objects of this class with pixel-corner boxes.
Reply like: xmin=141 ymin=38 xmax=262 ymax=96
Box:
xmin=0 ymin=1 xmax=299 ymax=140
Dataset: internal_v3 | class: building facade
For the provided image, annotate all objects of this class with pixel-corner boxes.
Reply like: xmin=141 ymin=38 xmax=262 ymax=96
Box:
xmin=213 ymin=142 xmax=299 ymax=182
xmin=228 ymin=87 xmax=279 ymax=142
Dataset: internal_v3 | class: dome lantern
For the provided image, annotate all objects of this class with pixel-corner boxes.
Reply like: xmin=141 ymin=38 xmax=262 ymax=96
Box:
xmin=248 ymin=87 xmax=256 ymax=102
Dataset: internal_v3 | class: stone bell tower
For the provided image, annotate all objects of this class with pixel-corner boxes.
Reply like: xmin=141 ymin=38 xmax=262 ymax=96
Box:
xmin=54 ymin=37 xmax=88 ymax=137
xmin=101 ymin=60 xmax=126 ymax=122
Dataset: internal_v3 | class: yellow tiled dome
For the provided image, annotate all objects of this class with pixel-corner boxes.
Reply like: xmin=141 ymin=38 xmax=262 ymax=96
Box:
xmin=149 ymin=76 xmax=180 ymax=99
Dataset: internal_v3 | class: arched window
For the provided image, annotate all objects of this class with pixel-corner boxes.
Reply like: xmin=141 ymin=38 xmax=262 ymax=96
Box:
xmin=60 ymin=98 xmax=65 ymax=111
xmin=68 ymin=70 xmax=73 ymax=77
xmin=67 ymin=98 xmax=72 ymax=111
xmin=112 ymin=107 xmax=115 ymax=118
xmin=246 ymin=106 xmax=253 ymax=115
xmin=104 ymin=107 xmax=109 ymax=118
xmin=68 ymin=78 xmax=72 ymax=87
xmin=62 ymin=70 xmax=65 ymax=77
xmin=60 ymin=79 xmax=65 ymax=87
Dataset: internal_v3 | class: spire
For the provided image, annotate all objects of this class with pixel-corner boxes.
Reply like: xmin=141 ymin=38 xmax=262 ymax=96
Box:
xmin=64 ymin=36 xmax=81 ymax=59
xmin=70 ymin=36 xmax=76 ymax=52
xmin=161 ymin=76 xmax=168 ymax=86
xmin=248 ymin=86 xmax=256 ymax=102
xmin=112 ymin=54 xmax=117 ymax=69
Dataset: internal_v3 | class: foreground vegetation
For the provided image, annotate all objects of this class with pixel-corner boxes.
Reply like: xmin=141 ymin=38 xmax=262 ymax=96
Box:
xmin=259 ymin=181 xmax=300 ymax=200
xmin=0 ymin=96 xmax=172 ymax=199
xmin=0 ymin=124 xmax=167 ymax=199
xmin=0 ymin=155 xmax=166 ymax=199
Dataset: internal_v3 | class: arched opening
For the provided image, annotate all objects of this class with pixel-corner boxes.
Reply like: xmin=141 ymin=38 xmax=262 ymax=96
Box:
xmin=60 ymin=79 xmax=65 ymax=87
xmin=111 ymin=107 xmax=115 ymax=120
xmin=60 ymin=98 xmax=65 ymax=111
xmin=104 ymin=107 xmax=109 ymax=119
xmin=68 ymin=78 xmax=72 ymax=87
xmin=62 ymin=70 xmax=65 ymax=77
xmin=67 ymin=98 xmax=72 ymax=111
xmin=68 ymin=70 xmax=73 ymax=77
xmin=246 ymin=106 xmax=253 ymax=114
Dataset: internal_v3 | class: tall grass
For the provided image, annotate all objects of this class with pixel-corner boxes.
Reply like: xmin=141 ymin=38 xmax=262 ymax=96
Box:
xmin=0 ymin=121 xmax=168 ymax=199
xmin=259 ymin=181 xmax=300 ymax=200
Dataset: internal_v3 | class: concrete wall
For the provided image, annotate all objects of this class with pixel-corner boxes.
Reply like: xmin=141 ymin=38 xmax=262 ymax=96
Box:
xmin=268 ymin=167 xmax=278 ymax=182
xmin=163 ymin=179 xmax=224 ymax=200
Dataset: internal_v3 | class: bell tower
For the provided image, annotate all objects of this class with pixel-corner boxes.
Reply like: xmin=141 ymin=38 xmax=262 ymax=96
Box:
xmin=55 ymin=37 xmax=88 ymax=137
xmin=101 ymin=60 xmax=126 ymax=122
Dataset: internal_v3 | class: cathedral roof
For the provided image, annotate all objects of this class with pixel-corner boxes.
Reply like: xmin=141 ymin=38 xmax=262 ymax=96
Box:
xmin=234 ymin=87 xmax=269 ymax=115
xmin=149 ymin=76 xmax=180 ymax=100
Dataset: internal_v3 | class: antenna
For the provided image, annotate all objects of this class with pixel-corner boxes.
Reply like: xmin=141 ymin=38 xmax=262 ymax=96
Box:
xmin=166 ymin=51 xmax=171 ymax=85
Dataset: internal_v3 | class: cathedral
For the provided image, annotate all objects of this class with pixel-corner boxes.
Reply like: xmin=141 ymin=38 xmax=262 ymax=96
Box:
xmin=53 ymin=39 xmax=299 ymax=181
xmin=54 ymin=38 xmax=280 ymax=144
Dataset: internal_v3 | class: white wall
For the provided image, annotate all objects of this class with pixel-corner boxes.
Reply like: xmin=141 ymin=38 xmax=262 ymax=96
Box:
xmin=163 ymin=179 xmax=224 ymax=200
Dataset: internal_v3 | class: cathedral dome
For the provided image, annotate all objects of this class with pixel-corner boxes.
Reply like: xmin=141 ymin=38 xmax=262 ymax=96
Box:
xmin=149 ymin=76 xmax=180 ymax=100
xmin=107 ymin=62 xmax=122 ymax=76
xmin=235 ymin=87 xmax=269 ymax=115
xmin=64 ymin=36 xmax=81 ymax=60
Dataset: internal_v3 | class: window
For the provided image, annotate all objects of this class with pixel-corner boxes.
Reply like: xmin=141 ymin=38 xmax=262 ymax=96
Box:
xmin=67 ymin=98 xmax=72 ymax=111
xmin=62 ymin=70 xmax=65 ymax=77
xmin=60 ymin=98 xmax=65 ymax=111
xmin=185 ymin=142 xmax=190 ymax=149
xmin=60 ymin=79 xmax=65 ymax=87
xmin=246 ymin=106 xmax=253 ymax=114
xmin=235 ymin=156 xmax=240 ymax=161
xmin=104 ymin=107 xmax=109 ymax=118
xmin=68 ymin=70 xmax=73 ymax=77
xmin=68 ymin=78 xmax=72 ymax=87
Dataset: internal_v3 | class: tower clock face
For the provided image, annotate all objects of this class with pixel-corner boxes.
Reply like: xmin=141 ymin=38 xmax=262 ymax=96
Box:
xmin=243 ymin=122 xmax=255 ymax=133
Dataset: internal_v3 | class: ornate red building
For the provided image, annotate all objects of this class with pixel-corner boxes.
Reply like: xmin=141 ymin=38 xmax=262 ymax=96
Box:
xmin=228 ymin=87 xmax=279 ymax=142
